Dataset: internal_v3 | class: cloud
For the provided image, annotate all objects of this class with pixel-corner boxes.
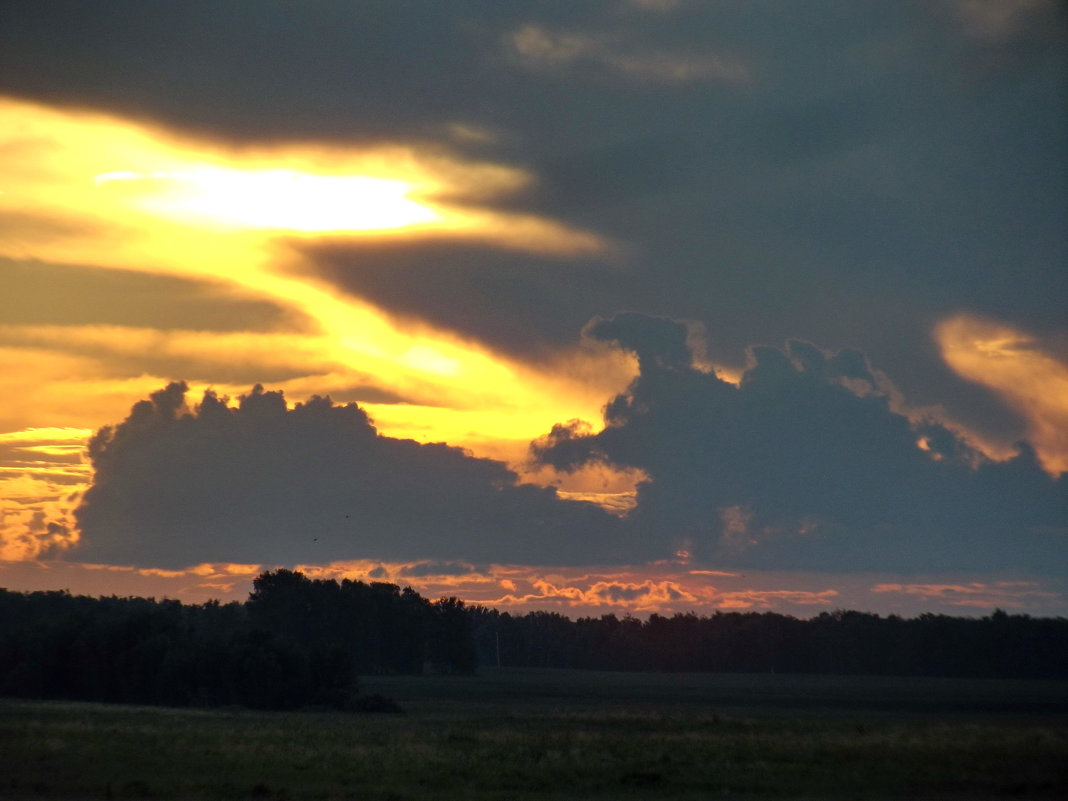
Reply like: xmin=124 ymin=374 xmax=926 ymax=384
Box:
xmin=0 ymin=428 xmax=92 ymax=473
xmin=945 ymin=0 xmax=1061 ymax=42
xmin=495 ymin=577 xmax=699 ymax=611
xmin=0 ymin=258 xmax=289 ymax=333
xmin=0 ymin=97 xmax=639 ymax=462
xmin=507 ymin=23 xmax=749 ymax=85
xmin=73 ymin=383 xmax=625 ymax=569
xmin=710 ymin=589 xmax=840 ymax=611
xmin=937 ymin=314 xmax=1068 ymax=473
xmin=397 ymin=560 xmax=480 ymax=578
xmin=532 ymin=313 xmax=1067 ymax=574
xmin=626 ymin=0 xmax=684 ymax=12
xmin=871 ymin=580 xmax=1060 ymax=610
xmin=299 ymin=237 xmax=635 ymax=361
xmin=0 ymin=559 xmax=263 ymax=602
xmin=0 ymin=324 xmax=352 ymax=390
xmin=1 ymin=2 xmax=1063 ymax=465
xmin=0 ymin=479 xmax=79 ymax=561
xmin=0 ymin=427 xmax=91 ymax=560
xmin=584 ymin=312 xmax=698 ymax=372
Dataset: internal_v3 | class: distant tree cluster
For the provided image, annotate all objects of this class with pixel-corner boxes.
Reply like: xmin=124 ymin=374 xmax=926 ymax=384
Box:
xmin=0 ymin=570 xmax=473 ymax=710
xmin=246 ymin=569 xmax=474 ymax=677
xmin=469 ymin=607 xmax=1068 ymax=679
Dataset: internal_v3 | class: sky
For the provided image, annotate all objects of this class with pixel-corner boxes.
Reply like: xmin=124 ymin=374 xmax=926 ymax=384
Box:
xmin=0 ymin=0 xmax=1065 ymax=618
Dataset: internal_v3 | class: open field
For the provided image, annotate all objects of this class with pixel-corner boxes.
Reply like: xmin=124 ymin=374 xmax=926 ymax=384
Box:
xmin=2 ymin=668 xmax=1066 ymax=800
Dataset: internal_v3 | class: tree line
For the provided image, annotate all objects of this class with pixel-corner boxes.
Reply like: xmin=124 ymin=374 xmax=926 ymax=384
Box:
xmin=469 ymin=606 xmax=1068 ymax=679
xmin=2 ymin=571 xmax=1065 ymax=713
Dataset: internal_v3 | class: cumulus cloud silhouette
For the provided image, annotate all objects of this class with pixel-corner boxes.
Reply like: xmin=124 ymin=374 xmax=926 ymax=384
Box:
xmin=74 ymin=383 xmax=623 ymax=568
xmin=73 ymin=316 xmax=1067 ymax=575
xmin=532 ymin=313 xmax=1067 ymax=573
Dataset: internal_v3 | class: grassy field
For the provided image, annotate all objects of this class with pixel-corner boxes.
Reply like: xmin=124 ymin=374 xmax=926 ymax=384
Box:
xmin=1 ymin=668 xmax=1066 ymax=800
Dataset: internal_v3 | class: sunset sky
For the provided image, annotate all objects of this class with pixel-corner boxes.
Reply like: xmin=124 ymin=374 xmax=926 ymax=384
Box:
xmin=1 ymin=0 xmax=1065 ymax=618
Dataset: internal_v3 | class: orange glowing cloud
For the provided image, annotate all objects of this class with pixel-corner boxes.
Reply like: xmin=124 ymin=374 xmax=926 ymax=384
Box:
xmin=937 ymin=314 xmax=1068 ymax=473
xmin=289 ymin=561 xmax=847 ymax=617
xmin=2 ymin=557 xmax=1064 ymax=617
xmin=0 ymin=475 xmax=80 ymax=560
xmin=0 ymin=427 xmax=90 ymax=560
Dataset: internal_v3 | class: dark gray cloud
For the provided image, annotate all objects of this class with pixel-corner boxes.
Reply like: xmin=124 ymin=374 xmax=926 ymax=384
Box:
xmin=74 ymin=383 xmax=623 ymax=568
xmin=584 ymin=312 xmax=696 ymax=372
xmin=300 ymin=238 xmax=632 ymax=361
xmin=74 ymin=313 xmax=1066 ymax=575
xmin=397 ymin=561 xmax=478 ymax=578
xmin=533 ymin=313 xmax=1067 ymax=574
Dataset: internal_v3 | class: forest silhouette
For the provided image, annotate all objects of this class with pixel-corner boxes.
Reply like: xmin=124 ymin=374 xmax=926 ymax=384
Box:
xmin=1 ymin=570 xmax=1065 ymax=711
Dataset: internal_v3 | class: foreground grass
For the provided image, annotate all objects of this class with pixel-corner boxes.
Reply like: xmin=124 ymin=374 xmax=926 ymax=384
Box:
xmin=1 ymin=669 xmax=1066 ymax=800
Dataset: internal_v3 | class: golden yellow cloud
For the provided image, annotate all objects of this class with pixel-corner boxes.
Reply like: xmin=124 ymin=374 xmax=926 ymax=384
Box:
xmin=0 ymin=477 xmax=80 ymax=560
xmin=0 ymin=96 xmax=634 ymax=450
xmin=937 ymin=314 xmax=1068 ymax=474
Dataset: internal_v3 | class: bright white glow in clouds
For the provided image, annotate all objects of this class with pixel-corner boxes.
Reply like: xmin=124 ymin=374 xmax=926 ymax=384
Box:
xmin=94 ymin=168 xmax=440 ymax=232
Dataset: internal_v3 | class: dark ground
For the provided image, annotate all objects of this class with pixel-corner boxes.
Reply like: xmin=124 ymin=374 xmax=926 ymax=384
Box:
xmin=2 ymin=668 xmax=1066 ymax=800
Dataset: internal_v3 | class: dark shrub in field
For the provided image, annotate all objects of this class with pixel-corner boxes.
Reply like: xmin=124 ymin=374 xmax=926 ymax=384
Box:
xmin=350 ymin=693 xmax=404 ymax=714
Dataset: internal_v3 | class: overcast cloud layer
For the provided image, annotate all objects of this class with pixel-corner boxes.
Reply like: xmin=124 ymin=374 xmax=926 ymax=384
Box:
xmin=1 ymin=1 xmax=1066 ymax=612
